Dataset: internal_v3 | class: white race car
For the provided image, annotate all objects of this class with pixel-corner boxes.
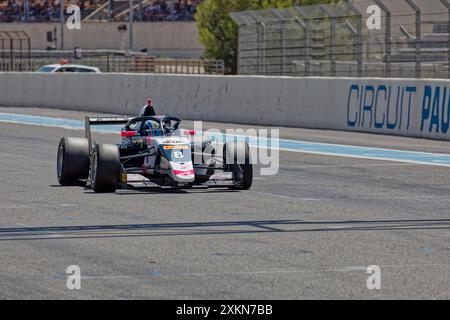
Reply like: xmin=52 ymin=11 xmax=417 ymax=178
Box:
xmin=56 ymin=101 xmax=253 ymax=193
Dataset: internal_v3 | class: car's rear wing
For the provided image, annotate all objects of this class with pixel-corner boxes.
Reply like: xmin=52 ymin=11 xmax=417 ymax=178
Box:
xmin=85 ymin=116 xmax=130 ymax=154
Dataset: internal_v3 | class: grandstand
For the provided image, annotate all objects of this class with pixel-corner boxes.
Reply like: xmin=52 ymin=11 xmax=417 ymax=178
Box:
xmin=0 ymin=0 xmax=205 ymax=59
xmin=0 ymin=0 xmax=203 ymax=22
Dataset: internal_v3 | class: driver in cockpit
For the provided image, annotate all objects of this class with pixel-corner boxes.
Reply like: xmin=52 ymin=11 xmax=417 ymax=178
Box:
xmin=143 ymin=119 xmax=162 ymax=136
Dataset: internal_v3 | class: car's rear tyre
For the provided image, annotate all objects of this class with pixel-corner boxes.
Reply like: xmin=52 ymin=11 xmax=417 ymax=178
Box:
xmin=91 ymin=143 xmax=120 ymax=193
xmin=57 ymin=137 xmax=90 ymax=186
xmin=224 ymin=140 xmax=253 ymax=190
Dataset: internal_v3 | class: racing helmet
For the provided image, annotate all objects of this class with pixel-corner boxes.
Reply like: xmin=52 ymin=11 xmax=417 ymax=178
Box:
xmin=143 ymin=120 xmax=162 ymax=136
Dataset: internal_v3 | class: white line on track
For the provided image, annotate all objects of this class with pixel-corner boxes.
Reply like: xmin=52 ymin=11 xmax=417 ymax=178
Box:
xmin=249 ymin=190 xmax=450 ymax=202
xmin=0 ymin=204 xmax=76 ymax=210
xmin=3 ymin=114 xmax=450 ymax=168
xmin=65 ymin=263 xmax=450 ymax=281
xmin=249 ymin=191 xmax=322 ymax=201
xmin=276 ymin=147 xmax=450 ymax=168
xmin=282 ymin=163 xmax=419 ymax=169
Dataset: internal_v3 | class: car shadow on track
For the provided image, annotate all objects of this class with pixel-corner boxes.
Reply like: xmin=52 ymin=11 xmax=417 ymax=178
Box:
xmin=89 ymin=188 xmax=240 ymax=195
xmin=49 ymin=182 xmax=87 ymax=188
xmin=49 ymin=185 xmax=241 ymax=195
xmin=89 ymin=183 xmax=243 ymax=194
xmin=1 ymin=218 xmax=450 ymax=241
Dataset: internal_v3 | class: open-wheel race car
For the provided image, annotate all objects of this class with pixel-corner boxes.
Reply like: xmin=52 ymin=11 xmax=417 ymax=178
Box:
xmin=56 ymin=101 xmax=253 ymax=193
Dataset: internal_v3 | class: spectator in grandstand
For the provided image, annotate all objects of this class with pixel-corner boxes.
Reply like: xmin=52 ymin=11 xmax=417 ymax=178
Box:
xmin=0 ymin=0 xmax=22 ymax=22
xmin=140 ymin=0 xmax=201 ymax=22
xmin=141 ymin=0 xmax=170 ymax=22
xmin=0 ymin=0 xmax=202 ymax=22
xmin=0 ymin=0 xmax=100 ymax=22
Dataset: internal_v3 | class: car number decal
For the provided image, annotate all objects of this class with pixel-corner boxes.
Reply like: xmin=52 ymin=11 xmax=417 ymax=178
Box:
xmin=173 ymin=151 xmax=184 ymax=158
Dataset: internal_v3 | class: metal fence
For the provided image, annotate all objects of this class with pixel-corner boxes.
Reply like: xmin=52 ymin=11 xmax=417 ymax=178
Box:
xmin=0 ymin=31 xmax=31 ymax=72
xmin=0 ymin=49 xmax=224 ymax=74
xmin=230 ymin=0 xmax=450 ymax=79
xmin=27 ymin=57 xmax=224 ymax=74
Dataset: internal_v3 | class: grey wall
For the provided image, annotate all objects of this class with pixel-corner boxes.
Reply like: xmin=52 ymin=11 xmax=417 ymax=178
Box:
xmin=1 ymin=22 xmax=203 ymax=58
xmin=1 ymin=72 xmax=450 ymax=140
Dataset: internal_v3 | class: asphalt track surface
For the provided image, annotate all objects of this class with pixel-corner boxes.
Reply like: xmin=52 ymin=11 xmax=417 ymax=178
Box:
xmin=1 ymin=107 xmax=450 ymax=299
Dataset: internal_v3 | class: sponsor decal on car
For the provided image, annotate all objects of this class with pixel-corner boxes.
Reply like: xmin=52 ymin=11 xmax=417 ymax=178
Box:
xmin=162 ymin=138 xmax=189 ymax=144
xmin=173 ymin=169 xmax=195 ymax=176
xmin=89 ymin=117 xmax=129 ymax=123
xmin=163 ymin=145 xmax=189 ymax=150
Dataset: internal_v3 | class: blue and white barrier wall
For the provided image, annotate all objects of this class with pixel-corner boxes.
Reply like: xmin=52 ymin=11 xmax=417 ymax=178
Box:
xmin=1 ymin=72 xmax=450 ymax=140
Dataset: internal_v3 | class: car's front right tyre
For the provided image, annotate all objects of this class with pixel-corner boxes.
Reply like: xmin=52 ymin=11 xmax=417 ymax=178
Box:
xmin=91 ymin=143 xmax=120 ymax=193
xmin=224 ymin=140 xmax=253 ymax=190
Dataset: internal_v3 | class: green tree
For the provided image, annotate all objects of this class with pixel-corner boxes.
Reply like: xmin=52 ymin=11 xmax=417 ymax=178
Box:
xmin=195 ymin=0 xmax=336 ymax=74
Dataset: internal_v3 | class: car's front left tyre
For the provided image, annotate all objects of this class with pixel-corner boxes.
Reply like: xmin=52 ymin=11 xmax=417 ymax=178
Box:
xmin=57 ymin=137 xmax=90 ymax=186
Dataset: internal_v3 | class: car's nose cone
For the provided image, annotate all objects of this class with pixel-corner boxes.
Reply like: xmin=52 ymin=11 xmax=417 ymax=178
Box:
xmin=170 ymin=161 xmax=195 ymax=182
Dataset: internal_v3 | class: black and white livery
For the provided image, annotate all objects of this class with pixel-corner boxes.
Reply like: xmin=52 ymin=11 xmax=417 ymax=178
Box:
xmin=56 ymin=101 xmax=253 ymax=193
